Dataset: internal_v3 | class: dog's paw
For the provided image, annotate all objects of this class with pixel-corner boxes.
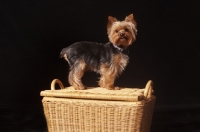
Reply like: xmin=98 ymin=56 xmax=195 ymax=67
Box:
xmin=106 ymin=86 xmax=120 ymax=90
xmin=74 ymin=85 xmax=86 ymax=90
xmin=79 ymin=86 xmax=87 ymax=90
xmin=114 ymin=86 xmax=120 ymax=90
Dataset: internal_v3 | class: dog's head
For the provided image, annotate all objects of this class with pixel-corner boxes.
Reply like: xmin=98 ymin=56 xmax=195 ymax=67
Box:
xmin=107 ymin=14 xmax=137 ymax=49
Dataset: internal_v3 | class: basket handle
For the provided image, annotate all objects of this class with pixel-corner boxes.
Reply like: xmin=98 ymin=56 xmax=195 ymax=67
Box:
xmin=144 ymin=80 xmax=154 ymax=99
xmin=51 ymin=79 xmax=65 ymax=90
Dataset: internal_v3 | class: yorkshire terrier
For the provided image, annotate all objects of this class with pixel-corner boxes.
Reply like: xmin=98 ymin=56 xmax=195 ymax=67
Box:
xmin=60 ymin=14 xmax=137 ymax=90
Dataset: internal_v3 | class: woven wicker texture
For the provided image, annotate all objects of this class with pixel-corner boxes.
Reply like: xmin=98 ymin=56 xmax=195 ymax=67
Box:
xmin=41 ymin=87 xmax=145 ymax=102
xmin=41 ymin=79 xmax=155 ymax=132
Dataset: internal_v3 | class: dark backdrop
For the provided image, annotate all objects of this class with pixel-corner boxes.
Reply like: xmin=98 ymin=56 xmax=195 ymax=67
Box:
xmin=1 ymin=0 xmax=200 ymax=132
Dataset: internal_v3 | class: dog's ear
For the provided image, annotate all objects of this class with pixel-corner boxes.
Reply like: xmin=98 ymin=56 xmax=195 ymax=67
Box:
xmin=107 ymin=16 xmax=117 ymax=34
xmin=125 ymin=14 xmax=137 ymax=26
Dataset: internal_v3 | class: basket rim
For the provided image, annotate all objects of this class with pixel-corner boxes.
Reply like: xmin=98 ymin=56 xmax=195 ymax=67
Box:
xmin=40 ymin=79 xmax=154 ymax=102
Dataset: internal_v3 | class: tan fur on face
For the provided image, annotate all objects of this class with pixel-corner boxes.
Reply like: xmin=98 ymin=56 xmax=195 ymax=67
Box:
xmin=107 ymin=14 xmax=137 ymax=49
xmin=109 ymin=21 xmax=136 ymax=48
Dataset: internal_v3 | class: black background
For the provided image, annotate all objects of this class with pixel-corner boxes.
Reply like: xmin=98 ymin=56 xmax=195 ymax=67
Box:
xmin=1 ymin=0 xmax=200 ymax=132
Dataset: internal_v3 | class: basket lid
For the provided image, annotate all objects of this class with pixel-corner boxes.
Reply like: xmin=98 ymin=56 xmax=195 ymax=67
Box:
xmin=40 ymin=79 xmax=154 ymax=102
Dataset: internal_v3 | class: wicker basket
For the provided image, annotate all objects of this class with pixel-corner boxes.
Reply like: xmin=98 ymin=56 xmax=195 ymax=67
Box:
xmin=40 ymin=79 xmax=155 ymax=132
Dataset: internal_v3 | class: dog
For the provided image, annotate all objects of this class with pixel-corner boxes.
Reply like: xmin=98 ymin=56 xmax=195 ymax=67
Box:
xmin=60 ymin=14 xmax=137 ymax=90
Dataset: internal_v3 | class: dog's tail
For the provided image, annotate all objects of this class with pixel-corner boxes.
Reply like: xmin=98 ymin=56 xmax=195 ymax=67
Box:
xmin=60 ymin=47 xmax=68 ymax=58
xmin=60 ymin=47 xmax=71 ymax=65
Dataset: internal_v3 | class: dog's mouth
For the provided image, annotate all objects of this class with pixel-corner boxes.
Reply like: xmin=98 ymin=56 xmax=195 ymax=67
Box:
xmin=119 ymin=33 xmax=128 ymax=40
xmin=119 ymin=36 xmax=127 ymax=40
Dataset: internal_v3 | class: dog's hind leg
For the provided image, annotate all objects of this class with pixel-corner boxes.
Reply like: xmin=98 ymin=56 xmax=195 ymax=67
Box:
xmin=68 ymin=60 xmax=86 ymax=90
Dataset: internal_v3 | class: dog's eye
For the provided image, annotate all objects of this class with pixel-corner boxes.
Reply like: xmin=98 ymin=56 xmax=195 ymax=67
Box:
xmin=115 ymin=30 xmax=119 ymax=33
xmin=125 ymin=28 xmax=129 ymax=32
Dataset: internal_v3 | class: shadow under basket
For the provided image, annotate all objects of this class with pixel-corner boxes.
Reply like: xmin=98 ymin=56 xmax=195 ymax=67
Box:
xmin=40 ymin=79 xmax=155 ymax=132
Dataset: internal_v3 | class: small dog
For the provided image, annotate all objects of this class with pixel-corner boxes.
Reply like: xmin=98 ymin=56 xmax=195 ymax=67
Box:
xmin=60 ymin=14 xmax=137 ymax=90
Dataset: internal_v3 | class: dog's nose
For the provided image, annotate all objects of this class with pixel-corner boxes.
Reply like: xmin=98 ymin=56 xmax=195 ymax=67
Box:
xmin=120 ymin=33 xmax=124 ymax=37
